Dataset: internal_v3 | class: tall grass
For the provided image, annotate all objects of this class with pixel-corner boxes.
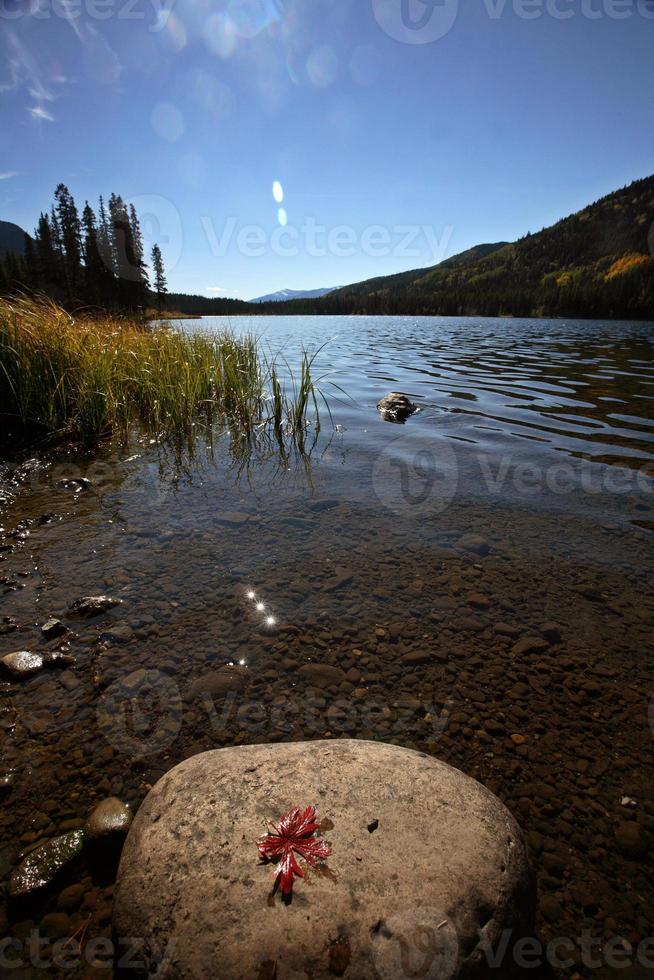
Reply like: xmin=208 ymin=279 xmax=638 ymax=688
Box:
xmin=0 ymin=296 xmax=322 ymax=449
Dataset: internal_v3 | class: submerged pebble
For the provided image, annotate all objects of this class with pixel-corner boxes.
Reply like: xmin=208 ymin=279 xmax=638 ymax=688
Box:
xmin=1 ymin=651 xmax=44 ymax=678
xmin=68 ymin=595 xmax=122 ymax=617
xmin=9 ymin=830 xmax=85 ymax=897
xmin=84 ymin=797 xmax=133 ymax=841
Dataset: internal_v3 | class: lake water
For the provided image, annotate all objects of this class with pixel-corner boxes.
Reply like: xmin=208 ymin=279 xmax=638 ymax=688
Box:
xmin=1 ymin=315 xmax=653 ymax=968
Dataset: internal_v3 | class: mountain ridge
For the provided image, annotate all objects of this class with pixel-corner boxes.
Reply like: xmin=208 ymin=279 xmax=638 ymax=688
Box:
xmin=249 ymin=286 xmax=340 ymax=303
xmin=0 ymin=220 xmax=30 ymax=258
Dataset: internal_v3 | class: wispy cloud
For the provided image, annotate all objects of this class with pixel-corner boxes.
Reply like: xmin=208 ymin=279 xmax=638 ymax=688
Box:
xmin=29 ymin=105 xmax=55 ymax=123
xmin=0 ymin=171 xmax=23 ymax=181
xmin=207 ymin=286 xmax=227 ymax=293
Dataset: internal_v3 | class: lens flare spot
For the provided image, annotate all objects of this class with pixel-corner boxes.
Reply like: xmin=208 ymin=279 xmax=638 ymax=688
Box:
xmin=277 ymin=207 xmax=288 ymax=227
xmin=246 ymin=590 xmax=256 ymax=600
xmin=203 ymin=12 xmax=238 ymax=58
xmin=151 ymin=102 xmax=184 ymax=143
xmin=266 ymin=616 xmax=276 ymax=627
xmin=272 ymin=180 xmax=284 ymax=204
xmin=256 ymin=602 xmax=265 ymax=612
xmin=306 ymin=45 xmax=338 ymax=89
xmin=165 ymin=12 xmax=187 ymax=53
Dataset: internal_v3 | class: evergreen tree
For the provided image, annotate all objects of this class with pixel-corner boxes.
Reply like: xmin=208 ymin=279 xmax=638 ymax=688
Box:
xmin=55 ymin=183 xmax=82 ymax=301
xmin=96 ymin=195 xmax=115 ymax=280
xmin=150 ymin=243 xmax=167 ymax=311
xmin=23 ymin=234 xmax=39 ymax=290
xmin=81 ymin=202 xmax=108 ymax=306
xmin=109 ymin=194 xmax=148 ymax=309
xmin=3 ymin=250 xmax=23 ymax=290
xmin=34 ymin=212 xmax=63 ymax=289
xmin=129 ymin=204 xmax=149 ymax=289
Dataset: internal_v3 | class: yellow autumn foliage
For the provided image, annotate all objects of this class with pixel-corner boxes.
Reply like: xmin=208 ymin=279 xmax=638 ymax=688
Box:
xmin=605 ymin=253 xmax=653 ymax=281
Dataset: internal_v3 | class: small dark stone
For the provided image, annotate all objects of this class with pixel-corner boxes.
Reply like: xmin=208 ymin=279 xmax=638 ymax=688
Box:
xmin=615 ymin=822 xmax=648 ymax=859
xmin=0 ymin=773 xmax=14 ymax=795
xmin=41 ymin=618 xmax=67 ymax=639
xmin=0 ymin=616 xmax=17 ymax=635
xmin=367 ymin=820 xmax=379 ymax=834
xmin=40 ymin=912 xmax=71 ymax=940
xmin=84 ymin=798 xmax=133 ymax=841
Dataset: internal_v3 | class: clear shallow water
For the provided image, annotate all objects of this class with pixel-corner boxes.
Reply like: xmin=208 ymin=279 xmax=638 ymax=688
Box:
xmin=1 ymin=315 xmax=653 ymax=971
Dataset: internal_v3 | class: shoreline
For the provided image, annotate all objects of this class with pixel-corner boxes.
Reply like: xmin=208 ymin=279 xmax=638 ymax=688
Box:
xmin=0 ymin=444 xmax=652 ymax=975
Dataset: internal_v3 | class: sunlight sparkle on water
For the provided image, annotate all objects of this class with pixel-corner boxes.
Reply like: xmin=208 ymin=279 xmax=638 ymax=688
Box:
xmin=256 ymin=602 xmax=265 ymax=612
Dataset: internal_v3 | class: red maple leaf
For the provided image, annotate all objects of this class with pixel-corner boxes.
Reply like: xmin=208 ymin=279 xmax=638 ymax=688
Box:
xmin=257 ymin=805 xmax=332 ymax=897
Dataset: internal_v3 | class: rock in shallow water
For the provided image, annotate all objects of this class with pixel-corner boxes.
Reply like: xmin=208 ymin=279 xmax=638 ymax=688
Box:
xmin=114 ymin=740 xmax=534 ymax=979
xmin=68 ymin=595 xmax=122 ymax=617
xmin=9 ymin=830 xmax=85 ymax=897
xmin=1 ymin=651 xmax=44 ymax=678
xmin=84 ymin=797 xmax=133 ymax=841
xmin=377 ymin=392 xmax=418 ymax=423
xmin=41 ymin=618 xmax=67 ymax=639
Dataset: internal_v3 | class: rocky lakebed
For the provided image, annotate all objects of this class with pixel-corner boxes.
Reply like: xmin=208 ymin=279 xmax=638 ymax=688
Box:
xmin=1 ymin=315 xmax=654 ymax=978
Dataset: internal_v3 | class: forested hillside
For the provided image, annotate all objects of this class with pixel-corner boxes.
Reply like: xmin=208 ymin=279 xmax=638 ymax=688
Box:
xmin=309 ymin=175 xmax=654 ymax=319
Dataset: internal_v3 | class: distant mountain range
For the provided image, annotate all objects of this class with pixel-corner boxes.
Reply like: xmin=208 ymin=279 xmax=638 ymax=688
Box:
xmin=249 ymin=286 xmax=339 ymax=303
xmin=0 ymin=220 xmax=29 ymax=258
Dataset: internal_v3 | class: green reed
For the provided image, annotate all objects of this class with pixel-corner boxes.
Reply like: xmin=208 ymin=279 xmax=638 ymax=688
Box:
xmin=0 ymin=296 xmax=322 ymax=448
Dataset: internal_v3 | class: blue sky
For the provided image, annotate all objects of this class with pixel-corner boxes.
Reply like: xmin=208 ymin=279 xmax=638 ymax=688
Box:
xmin=1 ymin=0 xmax=653 ymax=299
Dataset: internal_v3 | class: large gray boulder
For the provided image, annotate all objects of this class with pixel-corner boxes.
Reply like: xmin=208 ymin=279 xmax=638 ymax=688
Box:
xmin=113 ymin=741 xmax=534 ymax=979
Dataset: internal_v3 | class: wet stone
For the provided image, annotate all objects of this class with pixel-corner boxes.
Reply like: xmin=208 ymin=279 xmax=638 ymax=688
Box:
xmin=41 ymin=618 xmax=67 ymax=639
xmin=0 ymin=615 xmax=17 ymax=635
xmin=215 ymin=511 xmax=252 ymax=527
xmin=458 ymin=534 xmax=491 ymax=557
xmin=614 ymin=822 xmax=649 ymax=859
xmin=99 ymin=623 xmax=134 ymax=644
xmin=1 ymin=651 xmax=44 ymax=678
xmin=40 ymin=912 xmax=72 ymax=940
xmin=377 ymin=392 xmax=419 ymax=423
xmin=402 ymin=650 xmax=431 ymax=666
xmin=0 ymin=772 xmax=14 ymax=795
xmin=9 ymin=830 xmax=85 ymax=897
xmin=84 ymin=798 xmax=133 ymax=841
xmin=511 ymin=636 xmax=550 ymax=657
xmin=56 ymin=882 xmax=86 ymax=912
xmin=188 ymin=665 xmax=249 ymax=699
xmin=298 ymin=663 xmax=346 ymax=686
xmin=68 ymin=595 xmax=123 ymax=617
